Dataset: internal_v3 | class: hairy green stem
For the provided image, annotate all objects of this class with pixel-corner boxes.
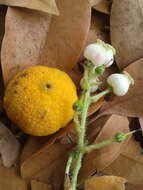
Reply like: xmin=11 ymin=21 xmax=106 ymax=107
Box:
xmin=78 ymin=89 xmax=90 ymax=146
xmin=85 ymin=138 xmax=116 ymax=153
xmin=70 ymin=150 xmax=83 ymax=190
xmin=65 ymin=66 xmax=112 ymax=190
xmin=85 ymin=129 xmax=139 ymax=153
xmin=90 ymin=88 xmax=111 ymax=103
xmin=70 ymin=89 xmax=90 ymax=190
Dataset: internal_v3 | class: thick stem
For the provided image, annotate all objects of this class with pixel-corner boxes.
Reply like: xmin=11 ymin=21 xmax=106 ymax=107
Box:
xmin=78 ymin=89 xmax=90 ymax=147
xmin=70 ymin=150 xmax=83 ymax=190
xmin=70 ymin=86 xmax=91 ymax=190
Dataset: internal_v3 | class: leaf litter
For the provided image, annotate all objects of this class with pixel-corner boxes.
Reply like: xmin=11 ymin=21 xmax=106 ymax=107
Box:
xmin=0 ymin=0 xmax=59 ymax=15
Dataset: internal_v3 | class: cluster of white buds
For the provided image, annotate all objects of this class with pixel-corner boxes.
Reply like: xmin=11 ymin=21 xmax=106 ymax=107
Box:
xmin=83 ymin=39 xmax=134 ymax=96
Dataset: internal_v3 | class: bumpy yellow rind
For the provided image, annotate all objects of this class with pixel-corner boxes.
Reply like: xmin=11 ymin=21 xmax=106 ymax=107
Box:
xmin=4 ymin=66 xmax=78 ymax=136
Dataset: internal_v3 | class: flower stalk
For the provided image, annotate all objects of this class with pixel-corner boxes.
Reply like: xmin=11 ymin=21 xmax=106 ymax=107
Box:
xmin=64 ymin=40 xmax=135 ymax=190
xmin=65 ymin=64 xmax=111 ymax=190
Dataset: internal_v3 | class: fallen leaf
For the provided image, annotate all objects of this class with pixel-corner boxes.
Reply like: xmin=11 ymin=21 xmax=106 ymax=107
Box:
xmin=0 ymin=122 xmax=20 ymax=167
xmin=31 ymin=180 xmax=52 ymax=190
xmin=79 ymin=114 xmax=129 ymax=184
xmin=0 ymin=6 xmax=7 ymax=111
xmin=89 ymin=10 xmax=109 ymax=42
xmin=0 ymin=6 xmax=6 ymax=44
xmin=21 ymin=143 xmax=72 ymax=190
xmin=85 ymin=176 xmax=126 ymax=190
xmin=100 ymin=57 xmax=143 ymax=118
xmin=1 ymin=0 xmax=91 ymax=85
xmin=90 ymin=0 xmax=103 ymax=7
xmin=20 ymin=136 xmax=50 ymax=163
xmin=93 ymin=0 xmax=110 ymax=15
xmin=0 ymin=161 xmax=28 ymax=190
xmin=88 ymin=98 xmax=104 ymax=116
xmin=125 ymin=183 xmax=143 ymax=190
xmin=110 ymin=0 xmax=143 ymax=70
xmin=20 ymin=122 xmax=76 ymax=164
xmin=86 ymin=115 xmax=110 ymax=144
xmin=1 ymin=8 xmax=51 ymax=85
xmin=0 ymin=0 xmax=59 ymax=15
xmin=103 ymin=137 xmax=143 ymax=184
xmin=79 ymin=10 xmax=110 ymax=62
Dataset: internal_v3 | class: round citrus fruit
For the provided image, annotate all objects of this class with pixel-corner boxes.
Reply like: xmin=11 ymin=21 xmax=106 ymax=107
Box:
xmin=4 ymin=66 xmax=78 ymax=136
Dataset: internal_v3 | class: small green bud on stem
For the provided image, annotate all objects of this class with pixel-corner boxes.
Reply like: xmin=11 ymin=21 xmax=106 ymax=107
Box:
xmin=73 ymin=101 xmax=83 ymax=112
xmin=95 ymin=65 xmax=105 ymax=75
xmin=114 ymin=133 xmax=126 ymax=142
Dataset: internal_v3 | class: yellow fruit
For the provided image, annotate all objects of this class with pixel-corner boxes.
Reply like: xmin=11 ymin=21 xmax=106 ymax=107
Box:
xmin=4 ymin=66 xmax=78 ymax=136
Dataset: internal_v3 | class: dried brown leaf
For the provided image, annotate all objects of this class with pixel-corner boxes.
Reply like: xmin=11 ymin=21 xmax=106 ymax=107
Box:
xmin=85 ymin=176 xmax=126 ymax=190
xmin=0 ymin=6 xmax=6 ymax=111
xmin=0 ymin=0 xmax=59 ymax=15
xmin=90 ymin=0 xmax=103 ymax=7
xmin=0 ymin=162 xmax=28 ymax=190
xmin=21 ymin=143 xmax=72 ymax=190
xmin=64 ymin=175 xmax=72 ymax=190
xmin=103 ymin=137 xmax=143 ymax=184
xmin=125 ymin=183 xmax=143 ymax=190
xmin=111 ymin=0 xmax=143 ymax=69
xmin=93 ymin=0 xmax=110 ymax=15
xmin=0 ymin=6 xmax=6 ymax=45
xmin=89 ymin=10 xmax=109 ymax=42
xmin=88 ymin=97 xmax=104 ymax=116
xmin=79 ymin=11 xmax=110 ymax=62
xmin=1 ymin=7 xmax=51 ymax=85
xmin=31 ymin=180 xmax=52 ymax=190
xmin=1 ymin=0 xmax=91 ymax=85
xmin=79 ymin=114 xmax=129 ymax=184
xmin=0 ymin=122 xmax=20 ymax=167
xmin=100 ymin=57 xmax=143 ymax=118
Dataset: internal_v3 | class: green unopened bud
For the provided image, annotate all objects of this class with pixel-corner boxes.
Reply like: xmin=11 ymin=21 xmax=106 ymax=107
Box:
xmin=95 ymin=65 xmax=105 ymax=75
xmin=114 ymin=133 xmax=126 ymax=142
xmin=73 ymin=101 xmax=83 ymax=112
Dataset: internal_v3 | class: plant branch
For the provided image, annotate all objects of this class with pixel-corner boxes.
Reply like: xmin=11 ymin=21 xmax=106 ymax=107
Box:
xmin=85 ymin=129 xmax=139 ymax=153
xmin=85 ymin=138 xmax=115 ymax=153
xmin=90 ymin=88 xmax=111 ymax=103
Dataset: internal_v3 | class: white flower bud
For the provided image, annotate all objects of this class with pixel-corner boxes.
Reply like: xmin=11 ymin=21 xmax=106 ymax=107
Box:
xmin=107 ymin=72 xmax=134 ymax=96
xmin=89 ymin=79 xmax=98 ymax=93
xmin=84 ymin=40 xmax=116 ymax=68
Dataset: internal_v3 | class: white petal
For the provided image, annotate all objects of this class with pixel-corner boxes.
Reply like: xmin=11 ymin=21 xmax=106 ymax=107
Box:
xmin=107 ymin=74 xmax=130 ymax=96
xmin=89 ymin=79 xmax=98 ymax=93
xmin=84 ymin=44 xmax=106 ymax=67
xmin=104 ymin=50 xmax=114 ymax=67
